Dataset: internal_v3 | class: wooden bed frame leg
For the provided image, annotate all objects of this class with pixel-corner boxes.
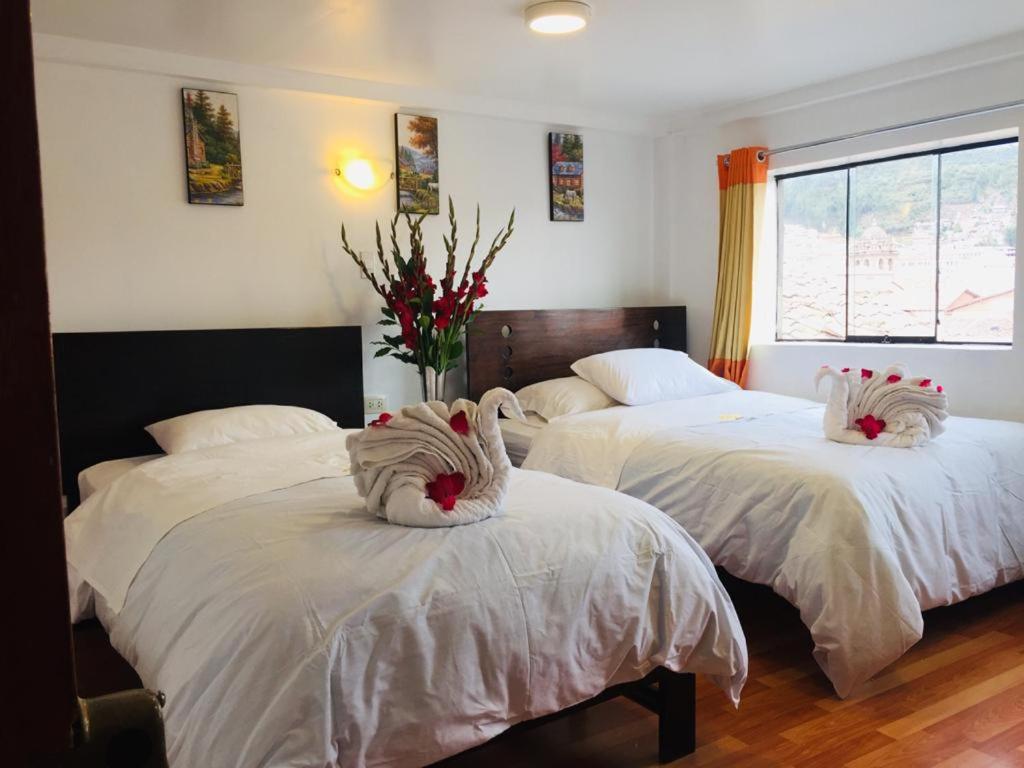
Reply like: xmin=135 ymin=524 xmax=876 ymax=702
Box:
xmin=657 ymin=669 xmax=696 ymax=763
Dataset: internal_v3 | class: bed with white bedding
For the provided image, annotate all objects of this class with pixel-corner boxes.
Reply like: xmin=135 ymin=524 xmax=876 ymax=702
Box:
xmin=65 ymin=430 xmax=748 ymax=768
xmin=499 ymin=417 xmax=544 ymax=466
xmin=522 ymin=389 xmax=1024 ymax=697
xmin=55 ymin=325 xmax=748 ymax=768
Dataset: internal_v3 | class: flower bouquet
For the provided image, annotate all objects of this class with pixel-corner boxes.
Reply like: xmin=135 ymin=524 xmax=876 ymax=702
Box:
xmin=341 ymin=198 xmax=514 ymax=401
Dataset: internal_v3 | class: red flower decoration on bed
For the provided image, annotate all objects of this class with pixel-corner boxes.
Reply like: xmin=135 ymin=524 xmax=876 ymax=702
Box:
xmin=937 ymin=385 xmax=943 ymax=393
xmin=370 ymin=413 xmax=393 ymax=427
xmin=887 ymin=374 xmax=902 ymax=384
xmin=854 ymin=414 xmax=886 ymax=440
xmin=919 ymin=379 xmax=932 ymax=387
xmin=449 ymin=411 xmax=470 ymax=435
xmin=426 ymin=471 xmax=466 ymax=511
xmin=861 ymin=368 xmax=874 ymax=379
xmin=841 ymin=367 xmax=851 ymax=373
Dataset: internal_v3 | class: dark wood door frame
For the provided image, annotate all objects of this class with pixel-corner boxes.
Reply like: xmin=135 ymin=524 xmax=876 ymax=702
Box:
xmin=1 ymin=1 xmax=80 ymax=762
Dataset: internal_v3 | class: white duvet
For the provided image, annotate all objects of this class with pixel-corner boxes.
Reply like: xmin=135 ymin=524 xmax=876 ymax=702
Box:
xmin=523 ymin=390 xmax=1024 ymax=698
xmin=65 ymin=431 xmax=747 ymax=768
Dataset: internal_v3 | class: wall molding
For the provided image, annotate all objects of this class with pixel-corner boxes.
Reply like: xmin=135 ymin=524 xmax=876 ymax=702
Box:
xmin=33 ymin=33 xmax=660 ymax=136
xmin=664 ymin=30 xmax=1024 ymax=136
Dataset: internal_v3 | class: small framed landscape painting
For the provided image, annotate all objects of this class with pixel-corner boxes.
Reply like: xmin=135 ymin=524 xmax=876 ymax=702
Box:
xmin=181 ymin=88 xmax=244 ymax=206
xmin=549 ymin=132 xmax=583 ymax=221
xmin=395 ymin=113 xmax=439 ymax=215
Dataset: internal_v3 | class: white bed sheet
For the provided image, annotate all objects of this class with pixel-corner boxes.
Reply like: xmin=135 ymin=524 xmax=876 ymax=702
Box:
xmin=499 ymin=416 xmax=545 ymax=467
xmin=78 ymin=455 xmax=161 ymax=502
xmin=523 ymin=390 xmax=1024 ymax=697
xmin=66 ymin=432 xmax=747 ymax=768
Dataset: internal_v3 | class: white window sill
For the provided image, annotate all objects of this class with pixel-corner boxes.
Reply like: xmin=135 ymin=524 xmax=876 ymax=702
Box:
xmin=758 ymin=340 xmax=1013 ymax=352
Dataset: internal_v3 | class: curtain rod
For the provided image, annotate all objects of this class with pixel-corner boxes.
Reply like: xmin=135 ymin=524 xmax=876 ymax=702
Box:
xmin=753 ymin=97 xmax=1024 ymax=162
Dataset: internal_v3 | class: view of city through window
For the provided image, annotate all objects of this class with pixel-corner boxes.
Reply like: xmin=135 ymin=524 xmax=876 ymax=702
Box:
xmin=777 ymin=140 xmax=1017 ymax=343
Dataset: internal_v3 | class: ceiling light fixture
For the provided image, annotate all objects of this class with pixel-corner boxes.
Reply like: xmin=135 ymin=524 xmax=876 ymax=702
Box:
xmin=525 ymin=1 xmax=591 ymax=34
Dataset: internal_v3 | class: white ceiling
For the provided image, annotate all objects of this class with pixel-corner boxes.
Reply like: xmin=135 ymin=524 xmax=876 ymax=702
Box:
xmin=30 ymin=0 xmax=1024 ymax=120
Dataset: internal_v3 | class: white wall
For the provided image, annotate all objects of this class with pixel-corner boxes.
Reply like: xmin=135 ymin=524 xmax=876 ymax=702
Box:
xmin=34 ymin=57 xmax=655 ymax=414
xmin=660 ymin=55 xmax=1024 ymax=421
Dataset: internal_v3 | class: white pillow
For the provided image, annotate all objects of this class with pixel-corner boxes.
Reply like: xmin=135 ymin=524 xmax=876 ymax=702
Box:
xmin=571 ymin=348 xmax=738 ymax=406
xmin=512 ymin=376 xmax=617 ymax=421
xmin=146 ymin=405 xmax=338 ymax=454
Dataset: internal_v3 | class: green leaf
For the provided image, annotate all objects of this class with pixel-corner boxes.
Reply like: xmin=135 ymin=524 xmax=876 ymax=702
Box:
xmin=447 ymin=340 xmax=464 ymax=360
xmin=383 ymin=334 xmax=404 ymax=346
xmin=377 ymin=318 xmax=397 ymax=326
xmin=374 ymin=347 xmax=392 ymax=358
xmin=381 ymin=307 xmax=396 ymax=320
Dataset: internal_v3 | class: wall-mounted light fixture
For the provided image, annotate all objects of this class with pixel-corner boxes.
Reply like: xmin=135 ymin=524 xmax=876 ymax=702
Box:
xmin=333 ymin=154 xmax=394 ymax=193
xmin=525 ymin=1 xmax=591 ymax=34
xmin=335 ymin=158 xmax=377 ymax=190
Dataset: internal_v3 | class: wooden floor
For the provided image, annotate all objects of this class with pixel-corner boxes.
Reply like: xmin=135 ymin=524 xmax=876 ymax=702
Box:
xmin=437 ymin=578 xmax=1024 ymax=768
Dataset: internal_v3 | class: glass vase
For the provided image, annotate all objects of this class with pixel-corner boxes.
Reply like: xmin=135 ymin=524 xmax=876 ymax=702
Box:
xmin=420 ymin=366 xmax=447 ymax=403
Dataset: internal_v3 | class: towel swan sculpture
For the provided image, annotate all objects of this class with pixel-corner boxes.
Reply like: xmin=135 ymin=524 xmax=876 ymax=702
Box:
xmin=347 ymin=388 xmax=526 ymax=527
xmin=814 ymin=363 xmax=948 ymax=447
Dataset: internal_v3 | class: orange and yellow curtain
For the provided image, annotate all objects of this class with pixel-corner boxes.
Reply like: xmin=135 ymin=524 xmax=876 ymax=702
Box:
xmin=708 ymin=146 xmax=768 ymax=388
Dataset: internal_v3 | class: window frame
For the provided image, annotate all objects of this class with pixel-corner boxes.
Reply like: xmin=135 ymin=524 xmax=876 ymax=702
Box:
xmin=774 ymin=136 xmax=1017 ymax=346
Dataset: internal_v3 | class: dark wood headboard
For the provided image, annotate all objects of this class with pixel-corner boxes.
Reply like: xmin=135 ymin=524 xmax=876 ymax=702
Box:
xmin=53 ymin=326 xmax=363 ymax=508
xmin=466 ymin=306 xmax=686 ymax=401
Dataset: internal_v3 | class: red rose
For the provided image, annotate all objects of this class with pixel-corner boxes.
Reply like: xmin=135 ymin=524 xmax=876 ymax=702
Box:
xmin=861 ymin=369 xmax=874 ymax=379
xmin=854 ymin=414 xmax=886 ymax=440
xmin=370 ymin=412 xmax=392 ymax=428
xmin=887 ymin=374 xmax=902 ymax=384
xmin=449 ymin=411 xmax=470 ymax=435
xmin=919 ymin=378 xmax=932 ymax=387
xmin=426 ymin=471 xmax=465 ymax=512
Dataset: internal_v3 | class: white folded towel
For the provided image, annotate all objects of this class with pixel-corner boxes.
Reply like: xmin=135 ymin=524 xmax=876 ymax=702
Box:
xmin=346 ymin=388 xmax=526 ymax=527
xmin=814 ymin=364 xmax=949 ymax=447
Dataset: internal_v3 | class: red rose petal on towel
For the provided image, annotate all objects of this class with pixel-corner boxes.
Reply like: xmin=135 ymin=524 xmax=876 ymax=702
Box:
xmin=887 ymin=374 xmax=902 ymax=384
xmin=919 ymin=379 xmax=932 ymax=387
xmin=855 ymin=414 xmax=886 ymax=440
xmin=841 ymin=367 xmax=851 ymax=373
xmin=861 ymin=369 xmax=874 ymax=379
xmin=449 ymin=411 xmax=470 ymax=435
xmin=937 ymin=385 xmax=943 ymax=393
xmin=370 ymin=413 xmax=392 ymax=427
xmin=426 ymin=472 xmax=466 ymax=512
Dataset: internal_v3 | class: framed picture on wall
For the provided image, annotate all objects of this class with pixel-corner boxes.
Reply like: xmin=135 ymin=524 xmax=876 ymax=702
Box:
xmin=549 ymin=132 xmax=583 ymax=221
xmin=181 ymin=88 xmax=244 ymax=206
xmin=395 ymin=113 xmax=439 ymax=215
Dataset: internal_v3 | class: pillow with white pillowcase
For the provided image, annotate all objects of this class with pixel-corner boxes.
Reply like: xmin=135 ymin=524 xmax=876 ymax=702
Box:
xmin=510 ymin=376 xmax=617 ymax=422
xmin=571 ymin=348 xmax=738 ymax=406
xmin=146 ymin=404 xmax=338 ymax=454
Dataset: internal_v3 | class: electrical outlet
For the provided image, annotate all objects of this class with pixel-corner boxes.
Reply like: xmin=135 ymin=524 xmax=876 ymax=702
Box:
xmin=364 ymin=394 xmax=387 ymax=414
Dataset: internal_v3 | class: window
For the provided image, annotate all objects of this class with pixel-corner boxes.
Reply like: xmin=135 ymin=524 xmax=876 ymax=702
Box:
xmin=776 ymin=138 xmax=1017 ymax=344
